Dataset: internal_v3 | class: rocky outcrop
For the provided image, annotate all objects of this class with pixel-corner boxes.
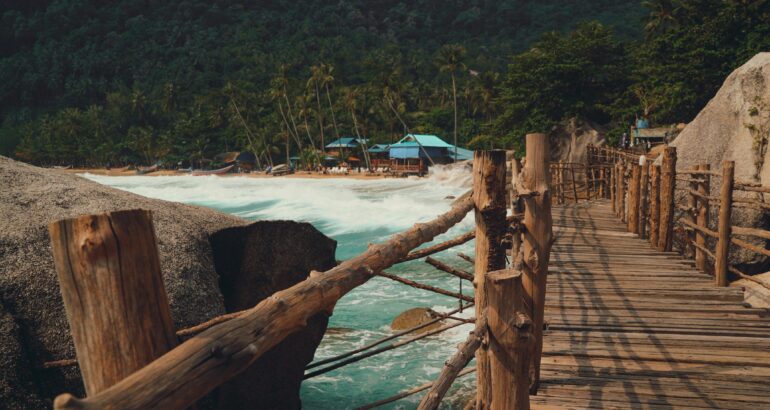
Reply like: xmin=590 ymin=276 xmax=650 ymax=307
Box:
xmin=390 ymin=307 xmax=444 ymax=333
xmin=549 ymin=118 xmax=606 ymax=164
xmin=669 ymin=53 xmax=770 ymax=270
xmin=0 ymin=156 xmax=335 ymax=409
xmin=210 ymin=222 xmax=337 ymax=410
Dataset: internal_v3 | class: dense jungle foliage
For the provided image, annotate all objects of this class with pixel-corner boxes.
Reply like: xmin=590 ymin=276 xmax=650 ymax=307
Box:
xmin=1 ymin=1 xmax=769 ymax=166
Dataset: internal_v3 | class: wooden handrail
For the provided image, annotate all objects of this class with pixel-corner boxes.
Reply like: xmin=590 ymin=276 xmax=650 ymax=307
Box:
xmin=52 ymin=193 xmax=475 ymax=410
xmin=678 ymin=219 xmax=718 ymax=238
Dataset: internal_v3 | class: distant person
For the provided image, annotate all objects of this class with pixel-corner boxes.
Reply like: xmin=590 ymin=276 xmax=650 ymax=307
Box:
xmin=619 ymin=133 xmax=628 ymax=149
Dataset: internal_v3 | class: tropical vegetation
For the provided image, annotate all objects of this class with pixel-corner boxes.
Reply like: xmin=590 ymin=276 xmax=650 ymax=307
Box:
xmin=1 ymin=1 xmax=769 ymax=166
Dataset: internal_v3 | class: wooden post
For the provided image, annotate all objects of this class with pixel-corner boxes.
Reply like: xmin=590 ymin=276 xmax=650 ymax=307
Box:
xmin=639 ymin=159 xmax=649 ymax=239
xmin=559 ymin=162 xmax=565 ymax=204
xmin=473 ymin=150 xmax=508 ymax=408
xmin=627 ymin=164 xmax=641 ymax=234
xmin=715 ymin=161 xmax=735 ymax=287
xmin=649 ymin=165 xmax=661 ymax=248
xmin=695 ymin=164 xmax=711 ymax=272
xmin=657 ymin=147 xmax=677 ymax=252
xmin=519 ymin=133 xmax=552 ymax=393
xmin=486 ymin=270 xmax=531 ymax=410
xmin=48 ymin=209 xmax=178 ymax=396
xmin=685 ymin=166 xmax=699 ymax=258
xmin=610 ymin=165 xmax=616 ymax=213
xmin=570 ymin=165 xmax=578 ymax=203
xmin=617 ymin=162 xmax=626 ymax=221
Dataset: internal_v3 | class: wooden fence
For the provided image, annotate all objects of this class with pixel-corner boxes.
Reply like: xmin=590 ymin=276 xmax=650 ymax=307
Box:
xmin=587 ymin=145 xmax=770 ymax=291
xmin=45 ymin=135 xmax=553 ymax=409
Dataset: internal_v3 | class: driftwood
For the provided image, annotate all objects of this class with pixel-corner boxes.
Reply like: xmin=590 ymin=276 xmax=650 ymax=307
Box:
xmin=52 ymin=193 xmax=475 ymax=410
xmin=472 ymin=150 xmax=508 ymax=408
xmin=425 ymin=257 xmax=474 ymax=281
xmin=49 ymin=210 xmax=178 ymax=396
xmin=417 ymin=315 xmax=487 ymax=410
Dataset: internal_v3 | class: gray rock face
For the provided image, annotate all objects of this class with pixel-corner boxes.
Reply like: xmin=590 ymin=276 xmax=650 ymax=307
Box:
xmin=210 ymin=221 xmax=337 ymax=409
xmin=0 ymin=156 xmax=335 ymax=408
xmin=669 ymin=53 xmax=770 ymax=269
xmin=550 ymin=118 xmax=606 ymax=164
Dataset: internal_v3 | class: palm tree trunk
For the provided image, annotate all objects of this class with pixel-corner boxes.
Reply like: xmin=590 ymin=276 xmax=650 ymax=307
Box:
xmin=350 ymin=110 xmax=371 ymax=169
xmin=326 ymin=84 xmax=341 ymax=139
xmin=452 ymin=72 xmax=458 ymax=162
xmin=282 ymin=89 xmax=304 ymax=151
xmin=315 ymin=83 xmax=325 ymax=149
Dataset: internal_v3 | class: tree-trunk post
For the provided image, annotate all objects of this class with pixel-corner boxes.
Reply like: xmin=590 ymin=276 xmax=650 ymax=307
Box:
xmin=657 ymin=147 xmax=677 ymax=252
xmin=685 ymin=165 xmax=699 ymax=258
xmin=627 ymin=164 xmax=641 ymax=234
xmin=715 ymin=161 xmax=735 ymax=287
xmin=486 ymin=269 xmax=532 ymax=410
xmin=570 ymin=164 xmax=578 ymax=203
xmin=638 ymin=158 xmax=649 ymax=239
xmin=617 ymin=162 xmax=626 ymax=222
xmin=519 ymin=133 xmax=552 ymax=394
xmin=48 ymin=209 xmax=178 ymax=396
xmin=649 ymin=165 xmax=661 ymax=248
xmin=610 ymin=165 xmax=616 ymax=213
xmin=695 ymin=163 xmax=711 ymax=273
xmin=473 ymin=150 xmax=508 ymax=408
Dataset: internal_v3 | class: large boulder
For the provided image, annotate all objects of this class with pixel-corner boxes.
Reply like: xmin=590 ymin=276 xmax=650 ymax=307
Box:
xmin=210 ymin=222 xmax=337 ymax=409
xmin=549 ymin=118 xmax=606 ymax=164
xmin=0 ymin=156 xmax=335 ymax=408
xmin=669 ymin=53 xmax=770 ymax=270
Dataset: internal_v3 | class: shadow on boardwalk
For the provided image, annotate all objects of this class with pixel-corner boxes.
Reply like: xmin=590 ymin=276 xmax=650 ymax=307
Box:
xmin=532 ymin=199 xmax=770 ymax=409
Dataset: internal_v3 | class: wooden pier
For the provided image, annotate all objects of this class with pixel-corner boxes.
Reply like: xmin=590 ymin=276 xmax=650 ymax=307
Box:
xmin=535 ymin=200 xmax=770 ymax=409
xmin=43 ymin=142 xmax=770 ymax=409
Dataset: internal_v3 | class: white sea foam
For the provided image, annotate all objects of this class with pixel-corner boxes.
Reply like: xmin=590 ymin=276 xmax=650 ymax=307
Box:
xmin=83 ymin=168 xmax=472 ymax=237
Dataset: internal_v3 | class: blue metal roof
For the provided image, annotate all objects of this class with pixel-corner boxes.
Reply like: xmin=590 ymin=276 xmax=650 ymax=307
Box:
xmin=389 ymin=134 xmax=454 ymax=149
xmin=367 ymin=144 xmax=390 ymax=153
xmin=325 ymin=137 xmax=368 ymax=149
xmin=452 ymin=147 xmax=474 ymax=161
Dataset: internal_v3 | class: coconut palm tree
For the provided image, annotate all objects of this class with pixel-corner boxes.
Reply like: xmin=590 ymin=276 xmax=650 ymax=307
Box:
xmin=307 ymin=64 xmax=326 ymax=149
xmin=642 ymin=0 xmax=680 ymax=36
xmin=320 ymin=63 xmax=341 ymax=140
xmin=343 ymin=87 xmax=372 ymax=169
xmin=435 ymin=44 xmax=466 ymax=161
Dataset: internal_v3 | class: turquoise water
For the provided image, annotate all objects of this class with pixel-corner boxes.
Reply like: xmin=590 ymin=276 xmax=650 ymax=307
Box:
xmin=85 ymin=169 xmax=477 ymax=409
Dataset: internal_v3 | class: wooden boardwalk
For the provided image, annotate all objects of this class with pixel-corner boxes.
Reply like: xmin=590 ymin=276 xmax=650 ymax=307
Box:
xmin=533 ymin=200 xmax=770 ymax=409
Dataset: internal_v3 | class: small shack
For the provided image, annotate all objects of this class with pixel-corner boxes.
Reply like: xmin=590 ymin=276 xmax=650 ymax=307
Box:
xmin=324 ymin=137 xmax=368 ymax=159
xmin=367 ymin=144 xmax=390 ymax=169
xmin=388 ymin=134 xmax=462 ymax=175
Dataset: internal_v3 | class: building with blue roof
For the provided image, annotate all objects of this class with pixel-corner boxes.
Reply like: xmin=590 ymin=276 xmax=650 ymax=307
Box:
xmin=388 ymin=134 xmax=470 ymax=175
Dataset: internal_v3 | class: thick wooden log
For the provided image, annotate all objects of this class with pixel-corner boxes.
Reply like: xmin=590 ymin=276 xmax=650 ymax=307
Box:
xmin=695 ymin=165 xmax=711 ymax=272
xmin=616 ymin=162 xmax=625 ymax=219
xmin=472 ymin=150 xmax=508 ymax=408
xmin=519 ymin=133 xmax=553 ymax=394
xmin=417 ymin=315 xmax=486 ymax=410
xmin=487 ymin=270 xmax=532 ymax=410
xmin=657 ymin=147 xmax=677 ymax=252
xmin=627 ymin=164 xmax=641 ymax=234
xmin=685 ymin=166 xmax=699 ymax=258
xmin=570 ymin=165 xmax=579 ymax=203
xmin=639 ymin=159 xmax=649 ymax=239
xmin=48 ymin=209 xmax=178 ymax=396
xmin=610 ymin=165 xmax=616 ymax=213
xmin=715 ymin=161 xmax=735 ymax=287
xmin=52 ymin=193 xmax=475 ymax=410
xmin=649 ymin=165 xmax=661 ymax=247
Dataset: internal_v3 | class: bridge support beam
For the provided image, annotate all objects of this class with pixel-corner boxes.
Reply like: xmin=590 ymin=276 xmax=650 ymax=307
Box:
xmin=715 ymin=161 xmax=735 ymax=287
xmin=658 ymin=147 xmax=677 ymax=252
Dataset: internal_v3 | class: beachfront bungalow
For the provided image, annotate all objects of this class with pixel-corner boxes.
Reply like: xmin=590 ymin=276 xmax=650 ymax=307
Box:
xmin=367 ymin=144 xmax=390 ymax=168
xmin=324 ymin=137 xmax=368 ymax=157
xmin=388 ymin=134 xmax=467 ymax=175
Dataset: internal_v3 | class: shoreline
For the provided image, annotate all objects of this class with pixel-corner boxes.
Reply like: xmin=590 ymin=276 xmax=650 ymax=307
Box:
xmin=59 ymin=168 xmax=392 ymax=180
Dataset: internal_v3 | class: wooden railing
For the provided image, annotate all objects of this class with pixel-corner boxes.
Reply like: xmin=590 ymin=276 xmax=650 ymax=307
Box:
xmin=45 ymin=138 xmax=553 ymax=410
xmin=588 ymin=145 xmax=770 ymax=291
